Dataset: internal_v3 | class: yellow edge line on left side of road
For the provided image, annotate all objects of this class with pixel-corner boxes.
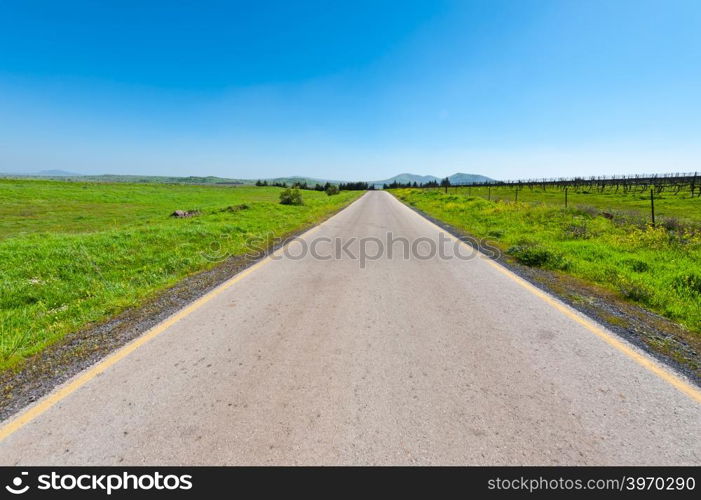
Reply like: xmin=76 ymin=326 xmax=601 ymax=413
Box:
xmin=0 ymin=199 xmax=342 ymax=442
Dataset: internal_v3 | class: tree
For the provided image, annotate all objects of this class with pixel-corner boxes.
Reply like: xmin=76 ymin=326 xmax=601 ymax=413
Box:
xmin=441 ymin=177 xmax=451 ymax=193
xmin=279 ymin=188 xmax=303 ymax=205
xmin=339 ymin=181 xmax=369 ymax=191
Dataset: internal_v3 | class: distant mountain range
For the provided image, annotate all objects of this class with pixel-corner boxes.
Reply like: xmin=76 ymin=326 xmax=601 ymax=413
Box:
xmin=0 ymin=171 xmax=495 ymax=187
xmin=0 ymin=172 xmax=341 ymax=186
xmin=370 ymin=172 xmax=494 ymax=187
xmin=36 ymin=169 xmax=82 ymax=176
xmin=0 ymin=169 xmax=82 ymax=177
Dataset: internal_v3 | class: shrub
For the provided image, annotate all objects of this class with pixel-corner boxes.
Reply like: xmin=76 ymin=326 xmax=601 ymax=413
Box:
xmin=279 ymin=188 xmax=303 ymax=206
xmin=575 ymin=205 xmax=598 ymax=218
xmin=672 ymin=273 xmax=701 ymax=296
xmin=621 ymin=259 xmax=650 ymax=273
xmin=507 ymin=244 xmax=567 ymax=269
xmin=618 ymin=278 xmax=653 ymax=304
xmin=610 ymin=210 xmax=648 ymax=229
xmin=325 ymin=184 xmax=340 ymax=196
xmin=564 ymin=223 xmax=590 ymax=239
xmin=220 ymin=204 xmax=249 ymax=213
xmin=659 ymin=217 xmax=687 ymax=233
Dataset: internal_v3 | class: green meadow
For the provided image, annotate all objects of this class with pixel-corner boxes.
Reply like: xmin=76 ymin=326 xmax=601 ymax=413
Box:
xmin=0 ymin=179 xmax=361 ymax=370
xmin=392 ymin=187 xmax=701 ymax=339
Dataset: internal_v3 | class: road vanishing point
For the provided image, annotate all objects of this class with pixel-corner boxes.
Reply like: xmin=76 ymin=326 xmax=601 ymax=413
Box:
xmin=1 ymin=191 xmax=699 ymax=465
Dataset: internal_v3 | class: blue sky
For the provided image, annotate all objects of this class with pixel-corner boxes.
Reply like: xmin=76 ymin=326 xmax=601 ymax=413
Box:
xmin=1 ymin=0 xmax=699 ymax=180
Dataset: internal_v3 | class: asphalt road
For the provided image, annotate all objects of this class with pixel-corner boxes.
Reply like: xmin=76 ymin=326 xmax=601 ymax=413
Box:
xmin=1 ymin=191 xmax=699 ymax=465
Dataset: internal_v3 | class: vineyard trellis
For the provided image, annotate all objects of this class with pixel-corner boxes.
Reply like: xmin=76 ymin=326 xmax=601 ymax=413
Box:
xmin=447 ymin=172 xmax=700 ymax=197
xmin=386 ymin=172 xmax=701 ymax=227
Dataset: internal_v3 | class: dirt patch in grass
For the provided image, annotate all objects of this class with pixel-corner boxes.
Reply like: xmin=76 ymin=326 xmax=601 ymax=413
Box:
xmin=403 ymin=201 xmax=701 ymax=385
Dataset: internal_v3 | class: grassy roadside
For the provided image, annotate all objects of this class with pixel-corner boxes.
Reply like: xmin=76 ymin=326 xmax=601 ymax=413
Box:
xmin=391 ymin=188 xmax=701 ymax=342
xmin=0 ymin=179 xmax=362 ymax=370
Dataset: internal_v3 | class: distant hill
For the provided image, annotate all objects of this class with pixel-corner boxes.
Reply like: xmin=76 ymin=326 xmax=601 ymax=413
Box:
xmin=371 ymin=172 xmax=494 ymax=188
xmin=0 ymin=171 xmax=494 ymax=187
xmin=371 ymin=173 xmax=440 ymax=187
xmin=77 ymin=174 xmax=248 ymax=185
xmin=0 ymin=172 xmax=348 ymax=186
xmin=263 ymin=176 xmax=344 ymax=186
xmin=447 ymin=173 xmax=494 ymax=185
xmin=0 ymin=169 xmax=82 ymax=177
xmin=37 ymin=169 xmax=82 ymax=176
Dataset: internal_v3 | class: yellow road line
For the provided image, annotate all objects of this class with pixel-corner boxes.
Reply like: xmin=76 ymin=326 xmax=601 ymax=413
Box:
xmin=2 ymin=191 xmax=697 ymax=443
xmin=0 ymin=195 xmax=361 ymax=442
xmin=397 ymin=194 xmax=701 ymax=404
xmin=0 ymin=260 xmax=265 ymax=442
xmin=481 ymin=258 xmax=701 ymax=404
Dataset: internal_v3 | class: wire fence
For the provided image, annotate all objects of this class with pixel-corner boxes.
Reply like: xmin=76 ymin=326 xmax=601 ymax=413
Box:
xmin=448 ymin=172 xmax=700 ymax=196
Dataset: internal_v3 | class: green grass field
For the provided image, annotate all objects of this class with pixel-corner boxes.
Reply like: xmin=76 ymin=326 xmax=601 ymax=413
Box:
xmin=392 ymin=188 xmax=701 ymax=338
xmin=0 ymin=179 xmax=362 ymax=370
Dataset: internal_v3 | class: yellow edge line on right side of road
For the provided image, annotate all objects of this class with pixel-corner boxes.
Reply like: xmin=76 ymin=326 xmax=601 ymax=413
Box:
xmin=482 ymin=257 xmax=701 ymax=404
xmin=395 ymin=192 xmax=701 ymax=405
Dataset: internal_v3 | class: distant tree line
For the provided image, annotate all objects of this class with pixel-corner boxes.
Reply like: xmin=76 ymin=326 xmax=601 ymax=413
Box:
xmin=382 ymin=178 xmax=451 ymax=190
xmin=256 ymin=179 xmax=320 ymax=189
xmin=339 ymin=181 xmax=373 ymax=191
xmin=255 ymin=180 xmax=374 ymax=191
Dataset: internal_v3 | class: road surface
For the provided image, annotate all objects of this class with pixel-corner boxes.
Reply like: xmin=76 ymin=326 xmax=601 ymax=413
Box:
xmin=1 ymin=191 xmax=699 ymax=465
